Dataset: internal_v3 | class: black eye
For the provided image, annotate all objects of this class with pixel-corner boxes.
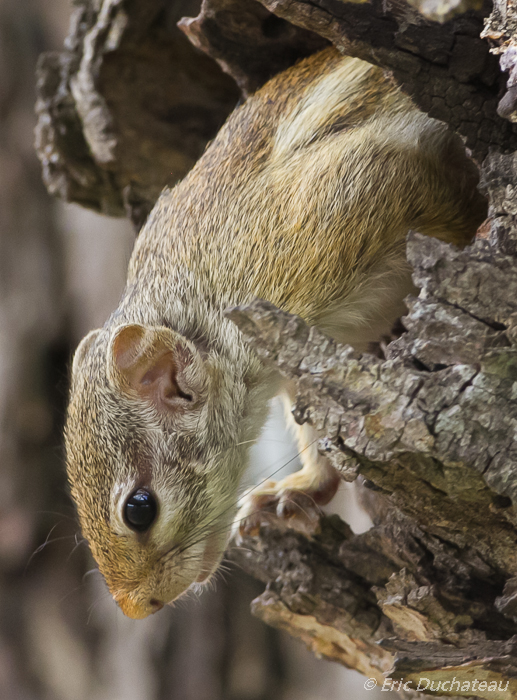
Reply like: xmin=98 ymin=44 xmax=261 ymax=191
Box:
xmin=124 ymin=489 xmax=157 ymax=532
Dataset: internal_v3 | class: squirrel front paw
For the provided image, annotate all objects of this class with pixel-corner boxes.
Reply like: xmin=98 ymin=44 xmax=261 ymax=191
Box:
xmin=233 ymin=462 xmax=341 ymax=540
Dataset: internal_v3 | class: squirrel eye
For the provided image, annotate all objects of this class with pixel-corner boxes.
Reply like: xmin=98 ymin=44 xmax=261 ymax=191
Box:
xmin=124 ymin=489 xmax=157 ymax=532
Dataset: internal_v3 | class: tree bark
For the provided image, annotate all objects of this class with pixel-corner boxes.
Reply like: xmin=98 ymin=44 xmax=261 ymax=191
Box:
xmin=35 ymin=0 xmax=517 ymax=696
xmin=35 ymin=0 xmax=239 ymax=228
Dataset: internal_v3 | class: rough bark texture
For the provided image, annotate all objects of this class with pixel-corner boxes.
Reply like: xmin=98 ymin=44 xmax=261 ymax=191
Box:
xmin=35 ymin=0 xmax=239 ymax=228
xmin=35 ymin=0 xmax=517 ymax=697
xmin=177 ymin=0 xmax=328 ymax=96
xmin=226 ymin=257 xmax=517 ymax=696
xmin=482 ymin=0 xmax=517 ymax=123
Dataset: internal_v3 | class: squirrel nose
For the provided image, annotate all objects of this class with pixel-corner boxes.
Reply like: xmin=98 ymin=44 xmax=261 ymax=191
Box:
xmin=149 ymin=598 xmax=164 ymax=612
xmin=114 ymin=592 xmax=164 ymax=618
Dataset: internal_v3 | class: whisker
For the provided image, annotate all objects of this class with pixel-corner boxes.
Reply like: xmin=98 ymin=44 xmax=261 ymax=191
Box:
xmin=58 ymin=583 xmax=87 ymax=605
xmin=82 ymin=568 xmax=101 ymax=582
xmin=25 ymin=524 xmax=63 ymax=573
xmin=87 ymin=590 xmax=113 ymax=625
xmin=164 ymin=493 xmax=320 ymax=566
xmin=66 ymin=534 xmax=87 ymax=561
xmin=35 ymin=510 xmax=77 ymax=522
xmin=239 ymin=438 xmax=317 ymax=499
xmin=173 ymin=439 xmax=319 ymax=557
xmin=211 ymin=438 xmax=256 ymax=460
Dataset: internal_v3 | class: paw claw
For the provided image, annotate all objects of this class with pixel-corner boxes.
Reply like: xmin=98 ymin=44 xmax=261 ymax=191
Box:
xmin=232 ymin=466 xmax=340 ymax=540
xmin=276 ymin=489 xmax=319 ymax=518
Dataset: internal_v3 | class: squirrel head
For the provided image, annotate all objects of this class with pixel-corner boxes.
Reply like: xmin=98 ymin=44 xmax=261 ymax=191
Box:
xmin=65 ymin=322 xmax=254 ymax=618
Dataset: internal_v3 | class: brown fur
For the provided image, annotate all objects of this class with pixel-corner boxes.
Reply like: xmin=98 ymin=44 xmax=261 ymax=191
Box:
xmin=65 ymin=48 xmax=486 ymax=618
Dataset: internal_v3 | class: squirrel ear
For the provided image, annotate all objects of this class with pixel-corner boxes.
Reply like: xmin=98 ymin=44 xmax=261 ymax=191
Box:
xmin=107 ymin=324 xmax=203 ymax=413
xmin=71 ymin=329 xmax=102 ymax=377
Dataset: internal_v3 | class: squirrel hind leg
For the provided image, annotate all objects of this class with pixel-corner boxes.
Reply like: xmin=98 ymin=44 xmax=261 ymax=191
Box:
xmin=234 ymin=395 xmax=341 ymax=539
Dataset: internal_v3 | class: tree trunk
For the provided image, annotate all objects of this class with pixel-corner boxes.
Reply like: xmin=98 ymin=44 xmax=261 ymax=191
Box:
xmin=34 ymin=0 xmax=517 ymax=696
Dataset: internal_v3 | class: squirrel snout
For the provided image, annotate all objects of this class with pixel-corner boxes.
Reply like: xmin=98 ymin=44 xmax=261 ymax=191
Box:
xmin=149 ymin=598 xmax=164 ymax=612
xmin=114 ymin=592 xmax=164 ymax=619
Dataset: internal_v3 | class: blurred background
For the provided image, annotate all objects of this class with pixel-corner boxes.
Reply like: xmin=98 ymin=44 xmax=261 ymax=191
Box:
xmin=0 ymin=0 xmax=383 ymax=697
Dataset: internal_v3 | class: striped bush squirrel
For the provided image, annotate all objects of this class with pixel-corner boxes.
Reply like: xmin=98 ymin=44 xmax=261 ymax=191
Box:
xmin=65 ymin=48 xmax=487 ymax=619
